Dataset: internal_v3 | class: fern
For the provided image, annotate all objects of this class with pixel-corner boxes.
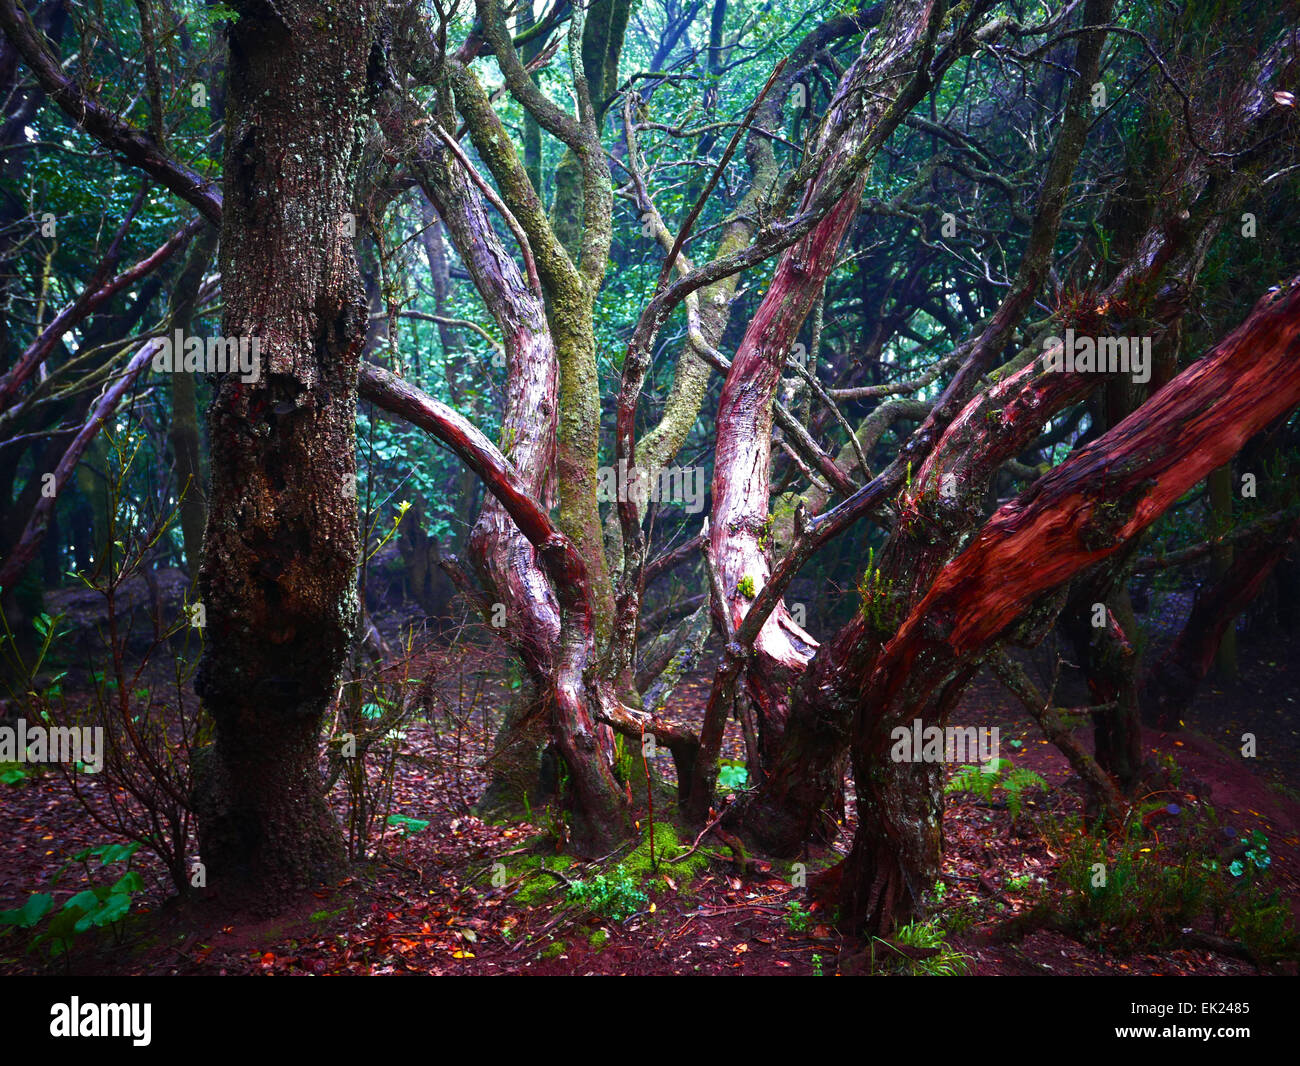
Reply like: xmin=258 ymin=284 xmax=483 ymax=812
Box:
xmin=1002 ymin=767 xmax=1048 ymax=818
xmin=945 ymin=758 xmax=1047 ymax=818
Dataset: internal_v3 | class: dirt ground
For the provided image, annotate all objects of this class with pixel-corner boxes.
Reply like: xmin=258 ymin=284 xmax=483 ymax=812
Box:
xmin=1 ymin=609 xmax=1297 ymax=977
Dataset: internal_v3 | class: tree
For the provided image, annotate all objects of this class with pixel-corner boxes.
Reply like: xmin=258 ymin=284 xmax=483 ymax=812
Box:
xmin=2 ymin=0 xmax=1296 ymax=927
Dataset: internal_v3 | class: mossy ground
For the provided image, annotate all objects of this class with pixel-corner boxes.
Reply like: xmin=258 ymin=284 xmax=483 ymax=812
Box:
xmin=488 ymin=849 xmax=577 ymax=907
xmin=619 ymin=821 xmax=711 ymax=895
xmin=484 ymin=820 xmax=716 ymax=916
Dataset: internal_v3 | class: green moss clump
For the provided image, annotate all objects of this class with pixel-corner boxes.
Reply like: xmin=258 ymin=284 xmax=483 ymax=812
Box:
xmin=589 ymin=929 xmax=608 ymax=952
xmin=622 ymin=821 xmax=710 ymax=894
xmin=483 ymin=851 xmax=576 ymax=907
xmin=737 ymin=574 xmax=757 ymax=598
xmin=540 ymin=940 xmax=566 ymax=959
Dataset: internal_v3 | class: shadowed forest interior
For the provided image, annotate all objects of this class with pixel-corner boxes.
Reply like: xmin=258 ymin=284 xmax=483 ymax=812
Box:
xmin=1 ymin=0 xmax=1299 ymax=978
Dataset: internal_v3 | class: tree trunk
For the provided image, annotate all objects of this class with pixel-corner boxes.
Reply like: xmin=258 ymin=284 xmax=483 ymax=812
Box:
xmin=1144 ymin=514 xmax=1300 ymax=728
xmin=692 ymin=0 xmax=940 ymax=819
xmin=1207 ymin=464 xmax=1238 ymax=677
xmin=167 ymin=225 xmax=218 ymax=576
xmin=192 ymin=0 xmax=377 ymax=902
xmin=838 ymin=275 xmax=1300 ymax=935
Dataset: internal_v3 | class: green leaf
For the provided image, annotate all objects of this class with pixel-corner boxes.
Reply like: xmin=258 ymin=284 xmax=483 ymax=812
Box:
xmin=97 ymin=841 xmax=141 ymax=865
xmin=717 ymin=761 xmax=748 ymax=791
xmin=0 ymin=892 xmax=54 ymax=928
xmin=63 ymin=889 xmax=103 ymax=914
xmin=386 ymin=814 xmax=429 ymax=836
xmin=110 ymin=871 xmax=144 ymax=895
xmin=40 ymin=907 xmax=84 ymax=954
xmin=83 ymin=893 xmax=132 ymax=930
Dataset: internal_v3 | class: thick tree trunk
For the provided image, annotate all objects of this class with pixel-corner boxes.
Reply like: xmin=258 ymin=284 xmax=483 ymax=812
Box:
xmin=192 ymin=0 xmax=376 ymax=901
xmin=840 ymin=754 xmax=944 ymax=936
xmin=737 ymin=337 xmax=1099 ymax=852
xmin=1062 ymin=555 xmax=1144 ymax=790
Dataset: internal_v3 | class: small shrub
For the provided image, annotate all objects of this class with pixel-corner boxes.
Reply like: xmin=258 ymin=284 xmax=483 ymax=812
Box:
xmin=872 ymin=919 xmax=973 ymax=976
xmin=566 ymin=870 xmax=647 ymax=922
xmin=717 ymin=759 xmax=748 ymax=793
xmin=0 ymin=841 xmax=146 ymax=959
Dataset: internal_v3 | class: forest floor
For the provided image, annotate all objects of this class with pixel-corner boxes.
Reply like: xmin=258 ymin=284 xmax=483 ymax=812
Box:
xmin=1 ymin=606 xmax=1298 ymax=976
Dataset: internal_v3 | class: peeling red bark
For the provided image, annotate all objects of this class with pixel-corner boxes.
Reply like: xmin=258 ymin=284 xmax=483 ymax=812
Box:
xmin=692 ymin=0 xmax=939 ymax=819
xmin=836 ymin=276 xmax=1300 ymax=934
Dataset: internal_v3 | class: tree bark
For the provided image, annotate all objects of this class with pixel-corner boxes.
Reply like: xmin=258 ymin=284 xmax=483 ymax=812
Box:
xmin=1144 ymin=514 xmax=1300 ymax=728
xmin=839 ymin=275 xmax=1300 ymax=934
xmin=192 ymin=0 xmax=377 ymax=901
xmin=690 ymin=0 xmax=941 ymax=819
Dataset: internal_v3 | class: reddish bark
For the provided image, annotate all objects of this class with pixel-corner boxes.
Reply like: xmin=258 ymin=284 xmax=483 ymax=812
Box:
xmin=356 ymin=364 xmax=632 ymax=851
xmin=0 ymin=216 xmax=202 ymax=413
xmin=880 ymin=279 xmax=1300 ymax=692
xmin=689 ymin=0 xmax=940 ymax=820
xmin=0 ymin=338 xmax=160 ymax=591
xmin=739 ymin=343 xmax=1098 ymax=852
xmin=836 ymin=276 xmax=1300 ymax=934
xmin=410 ymin=129 xmax=561 ymax=671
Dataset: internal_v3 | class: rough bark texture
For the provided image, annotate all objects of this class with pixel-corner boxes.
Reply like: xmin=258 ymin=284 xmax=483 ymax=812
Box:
xmin=192 ymin=0 xmax=377 ymax=901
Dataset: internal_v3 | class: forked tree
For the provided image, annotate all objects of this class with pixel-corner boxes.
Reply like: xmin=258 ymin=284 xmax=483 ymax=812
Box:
xmin=1 ymin=0 xmax=1296 ymax=932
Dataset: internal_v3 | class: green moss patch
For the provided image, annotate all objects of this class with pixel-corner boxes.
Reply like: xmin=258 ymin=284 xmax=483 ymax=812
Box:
xmin=622 ymin=821 xmax=710 ymax=894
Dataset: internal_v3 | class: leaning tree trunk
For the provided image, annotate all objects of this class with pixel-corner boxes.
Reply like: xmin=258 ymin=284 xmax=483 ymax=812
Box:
xmin=689 ymin=0 xmax=939 ymax=821
xmin=838 ymin=276 xmax=1300 ymax=935
xmin=407 ymin=114 xmax=565 ymax=816
xmin=192 ymin=0 xmax=377 ymax=901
